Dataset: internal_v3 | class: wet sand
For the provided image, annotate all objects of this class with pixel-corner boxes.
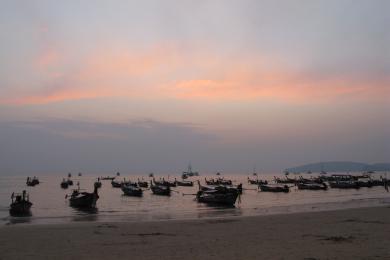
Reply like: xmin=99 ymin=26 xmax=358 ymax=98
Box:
xmin=0 ymin=206 xmax=389 ymax=260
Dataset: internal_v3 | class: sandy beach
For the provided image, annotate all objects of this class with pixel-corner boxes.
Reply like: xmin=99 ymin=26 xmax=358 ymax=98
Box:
xmin=0 ymin=206 xmax=389 ymax=260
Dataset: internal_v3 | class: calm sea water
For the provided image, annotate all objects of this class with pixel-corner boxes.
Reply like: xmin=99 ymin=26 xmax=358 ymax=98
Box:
xmin=1 ymin=173 xmax=389 ymax=226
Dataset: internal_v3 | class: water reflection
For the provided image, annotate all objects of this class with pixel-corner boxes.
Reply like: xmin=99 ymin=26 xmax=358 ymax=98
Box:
xmin=7 ymin=215 xmax=32 ymax=225
xmin=196 ymin=204 xmax=242 ymax=219
xmin=71 ymin=207 xmax=99 ymax=222
xmin=0 ymin=173 xmax=389 ymax=225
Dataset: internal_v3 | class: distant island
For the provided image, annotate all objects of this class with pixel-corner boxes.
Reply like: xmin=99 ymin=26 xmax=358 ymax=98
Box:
xmin=285 ymin=161 xmax=390 ymax=173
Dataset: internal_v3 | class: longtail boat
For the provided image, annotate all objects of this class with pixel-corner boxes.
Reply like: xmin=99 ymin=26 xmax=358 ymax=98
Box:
xmin=175 ymin=178 xmax=194 ymax=187
xmin=10 ymin=190 xmax=32 ymax=216
xmin=150 ymin=181 xmax=171 ymax=196
xmin=67 ymin=183 xmax=100 ymax=208
xmin=61 ymin=178 xmax=69 ymax=189
xmin=259 ymin=184 xmax=290 ymax=193
xmin=297 ymin=182 xmax=327 ymax=190
xmin=26 ymin=177 xmax=39 ymax=186
xmin=137 ymin=178 xmax=148 ymax=188
xmin=122 ymin=184 xmax=143 ymax=197
xmin=196 ymin=181 xmax=239 ymax=205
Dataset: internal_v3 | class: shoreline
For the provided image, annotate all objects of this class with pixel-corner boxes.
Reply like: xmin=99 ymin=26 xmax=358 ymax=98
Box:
xmin=1 ymin=194 xmax=389 ymax=227
xmin=0 ymin=206 xmax=389 ymax=259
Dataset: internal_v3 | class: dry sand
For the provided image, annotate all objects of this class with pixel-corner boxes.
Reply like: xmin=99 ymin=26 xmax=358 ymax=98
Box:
xmin=0 ymin=206 xmax=389 ymax=260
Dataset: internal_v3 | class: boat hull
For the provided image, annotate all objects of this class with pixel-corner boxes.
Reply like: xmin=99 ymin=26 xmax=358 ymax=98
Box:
xmin=176 ymin=181 xmax=193 ymax=187
xmin=297 ymin=183 xmax=327 ymax=190
xmin=70 ymin=193 xmax=99 ymax=208
xmin=122 ymin=186 xmax=143 ymax=197
xmin=151 ymin=186 xmax=171 ymax=196
xmin=10 ymin=201 xmax=32 ymax=216
xmin=259 ymin=185 xmax=290 ymax=193
xmin=329 ymin=181 xmax=359 ymax=189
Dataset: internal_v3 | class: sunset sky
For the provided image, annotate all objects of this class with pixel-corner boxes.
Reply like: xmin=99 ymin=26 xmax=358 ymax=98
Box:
xmin=0 ymin=0 xmax=389 ymax=174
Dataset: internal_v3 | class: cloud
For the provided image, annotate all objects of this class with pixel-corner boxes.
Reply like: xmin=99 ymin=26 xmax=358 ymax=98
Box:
xmin=1 ymin=44 xmax=388 ymax=106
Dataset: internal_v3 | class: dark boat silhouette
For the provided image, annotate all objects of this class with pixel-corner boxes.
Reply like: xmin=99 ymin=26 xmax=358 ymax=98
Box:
xmin=328 ymin=175 xmax=360 ymax=189
xmin=259 ymin=184 xmax=290 ymax=193
xmin=297 ymin=182 xmax=328 ymax=190
xmin=101 ymin=176 xmax=116 ymax=180
xmin=150 ymin=181 xmax=171 ymax=196
xmin=10 ymin=190 xmax=32 ymax=216
xmin=205 ymin=177 xmax=232 ymax=186
xmin=137 ymin=178 xmax=148 ymax=188
xmin=94 ymin=178 xmax=102 ymax=188
xmin=182 ymin=163 xmax=199 ymax=179
xmin=111 ymin=179 xmax=122 ymax=188
xmin=61 ymin=178 xmax=69 ymax=189
xmin=196 ymin=181 xmax=239 ymax=205
xmin=67 ymin=183 xmax=100 ymax=208
xmin=274 ymin=176 xmax=296 ymax=184
xmin=122 ymin=184 xmax=143 ymax=197
xmin=26 ymin=177 xmax=39 ymax=186
xmin=247 ymin=177 xmax=268 ymax=185
xmin=175 ymin=178 xmax=194 ymax=187
xmin=153 ymin=178 xmax=176 ymax=187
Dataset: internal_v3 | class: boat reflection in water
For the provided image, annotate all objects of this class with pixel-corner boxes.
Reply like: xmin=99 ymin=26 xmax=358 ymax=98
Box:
xmin=71 ymin=207 xmax=99 ymax=222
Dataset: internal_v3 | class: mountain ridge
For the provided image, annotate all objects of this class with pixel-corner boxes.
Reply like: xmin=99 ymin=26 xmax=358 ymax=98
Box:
xmin=286 ymin=161 xmax=390 ymax=173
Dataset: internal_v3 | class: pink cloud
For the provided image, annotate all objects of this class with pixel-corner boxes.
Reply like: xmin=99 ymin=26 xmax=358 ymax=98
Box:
xmin=2 ymin=44 xmax=388 ymax=105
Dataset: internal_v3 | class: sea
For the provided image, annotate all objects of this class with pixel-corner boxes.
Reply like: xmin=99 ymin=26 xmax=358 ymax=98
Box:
xmin=1 ymin=172 xmax=389 ymax=226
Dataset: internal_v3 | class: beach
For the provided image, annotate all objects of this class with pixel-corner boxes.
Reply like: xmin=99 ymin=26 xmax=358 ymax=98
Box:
xmin=0 ymin=206 xmax=389 ymax=260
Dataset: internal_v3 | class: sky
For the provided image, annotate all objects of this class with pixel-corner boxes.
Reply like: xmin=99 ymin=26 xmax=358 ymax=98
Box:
xmin=0 ymin=0 xmax=389 ymax=175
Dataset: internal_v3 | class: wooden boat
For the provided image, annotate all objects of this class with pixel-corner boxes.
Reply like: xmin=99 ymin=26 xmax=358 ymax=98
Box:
xmin=153 ymin=178 xmax=176 ymax=187
xmin=121 ymin=178 xmax=138 ymax=187
xmin=298 ymin=176 xmax=323 ymax=184
xmin=218 ymin=178 xmax=232 ymax=186
xmin=101 ymin=176 xmax=116 ymax=180
xmin=259 ymin=184 xmax=290 ymax=193
xmin=150 ymin=181 xmax=171 ymax=196
xmin=205 ymin=177 xmax=232 ymax=186
xmin=175 ymin=178 xmax=193 ymax=187
xmin=111 ymin=179 xmax=122 ymax=188
xmin=196 ymin=190 xmax=238 ymax=205
xmin=94 ymin=178 xmax=102 ymax=188
xmin=274 ymin=176 xmax=295 ymax=184
xmin=297 ymin=182 xmax=328 ymax=190
xmin=182 ymin=163 xmax=199 ymax=179
xmin=196 ymin=183 xmax=239 ymax=205
xmin=247 ymin=177 xmax=268 ymax=185
xmin=329 ymin=180 xmax=359 ymax=189
xmin=324 ymin=174 xmax=353 ymax=182
xmin=10 ymin=190 xmax=32 ymax=215
xmin=371 ymin=179 xmax=385 ymax=187
xmin=67 ymin=183 xmax=100 ymax=208
xmin=205 ymin=178 xmax=217 ymax=185
xmin=197 ymin=181 xmax=242 ymax=194
xmin=356 ymin=177 xmax=373 ymax=188
xmin=61 ymin=178 xmax=69 ymax=189
xmin=26 ymin=177 xmax=39 ymax=186
xmin=122 ymin=184 xmax=143 ymax=197
xmin=137 ymin=178 xmax=148 ymax=188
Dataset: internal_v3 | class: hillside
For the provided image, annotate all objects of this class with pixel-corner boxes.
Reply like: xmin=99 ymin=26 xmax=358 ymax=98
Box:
xmin=285 ymin=161 xmax=390 ymax=173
